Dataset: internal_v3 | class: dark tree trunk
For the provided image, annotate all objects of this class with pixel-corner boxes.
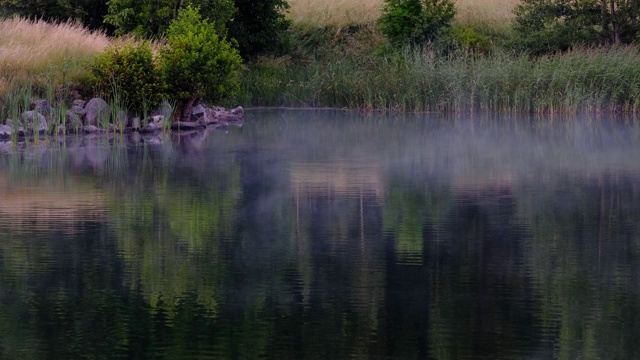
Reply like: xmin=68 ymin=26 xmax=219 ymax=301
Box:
xmin=602 ymin=0 xmax=612 ymax=43
xmin=610 ymin=0 xmax=621 ymax=43
xmin=175 ymin=97 xmax=199 ymax=123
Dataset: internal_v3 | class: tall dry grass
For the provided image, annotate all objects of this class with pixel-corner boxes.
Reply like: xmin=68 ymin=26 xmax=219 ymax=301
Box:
xmin=286 ymin=0 xmax=518 ymax=27
xmin=0 ymin=17 xmax=110 ymax=98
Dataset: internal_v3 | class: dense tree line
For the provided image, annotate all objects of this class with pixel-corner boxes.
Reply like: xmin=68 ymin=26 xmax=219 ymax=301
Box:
xmin=514 ymin=0 xmax=640 ymax=55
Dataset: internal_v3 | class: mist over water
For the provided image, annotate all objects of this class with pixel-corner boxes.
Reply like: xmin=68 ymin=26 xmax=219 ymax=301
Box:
xmin=0 ymin=110 xmax=639 ymax=359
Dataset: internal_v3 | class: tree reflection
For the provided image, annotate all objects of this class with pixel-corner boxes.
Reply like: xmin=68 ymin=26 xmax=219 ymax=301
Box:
xmin=0 ymin=116 xmax=640 ymax=358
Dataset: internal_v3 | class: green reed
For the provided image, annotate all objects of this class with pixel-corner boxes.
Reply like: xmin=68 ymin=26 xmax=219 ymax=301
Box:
xmin=239 ymin=45 xmax=640 ymax=114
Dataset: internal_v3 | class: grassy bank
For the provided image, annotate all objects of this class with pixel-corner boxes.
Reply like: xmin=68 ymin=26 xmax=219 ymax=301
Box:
xmin=236 ymin=0 xmax=640 ymax=114
xmin=0 ymin=17 xmax=109 ymax=98
xmin=238 ymin=46 xmax=640 ymax=114
xmin=0 ymin=17 xmax=109 ymax=127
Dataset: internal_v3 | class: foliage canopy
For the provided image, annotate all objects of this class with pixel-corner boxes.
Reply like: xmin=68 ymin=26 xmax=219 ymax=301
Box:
xmin=377 ymin=0 xmax=456 ymax=47
xmin=513 ymin=0 xmax=640 ymax=55
xmin=104 ymin=0 xmax=235 ymax=38
xmin=0 ymin=0 xmax=109 ymax=30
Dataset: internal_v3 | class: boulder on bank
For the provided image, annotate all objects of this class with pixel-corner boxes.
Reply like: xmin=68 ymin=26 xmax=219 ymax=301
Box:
xmin=84 ymin=98 xmax=110 ymax=126
xmin=0 ymin=124 xmax=11 ymax=138
xmin=4 ymin=95 xmax=244 ymax=139
xmin=66 ymin=109 xmax=83 ymax=127
xmin=20 ymin=111 xmax=48 ymax=133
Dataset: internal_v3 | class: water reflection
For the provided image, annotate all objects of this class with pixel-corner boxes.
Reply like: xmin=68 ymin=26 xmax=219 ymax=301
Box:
xmin=0 ymin=111 xmax=639 ymax=359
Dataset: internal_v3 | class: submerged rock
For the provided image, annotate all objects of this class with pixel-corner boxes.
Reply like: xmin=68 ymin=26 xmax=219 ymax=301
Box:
xmin=83 ymin=125 xmax=101 ymax=134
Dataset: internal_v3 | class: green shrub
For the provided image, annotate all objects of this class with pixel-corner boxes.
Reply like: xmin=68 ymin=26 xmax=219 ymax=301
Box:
xmin=377 ymin=0 xmax=456 ymax=47
xmin=161 ymin=6 xmax=242 ymax=121
xmin=449 ymin=25 xmax=492 ymax=54
xmin=91 ymin=40 xmax=166 ymax=115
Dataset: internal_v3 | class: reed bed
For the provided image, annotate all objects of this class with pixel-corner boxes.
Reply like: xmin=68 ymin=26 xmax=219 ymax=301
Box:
xmin=286 ymin=0 xmax=517 ymax=27
xmin=238 ymin=46 xmax=640 ymax=114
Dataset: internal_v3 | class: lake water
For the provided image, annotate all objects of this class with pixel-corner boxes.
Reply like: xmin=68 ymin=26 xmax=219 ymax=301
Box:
xmin=1 ymin=110 xmax=640 ymax=359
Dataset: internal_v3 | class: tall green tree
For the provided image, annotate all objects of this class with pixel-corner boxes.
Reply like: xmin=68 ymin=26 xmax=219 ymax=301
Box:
xmin=514 ymin=0 xmax=640 ymax=55
xmin=104 ymin=0 xmax=235 ymax=37
xmin=227 ymin=0 xmax=290 ymax=58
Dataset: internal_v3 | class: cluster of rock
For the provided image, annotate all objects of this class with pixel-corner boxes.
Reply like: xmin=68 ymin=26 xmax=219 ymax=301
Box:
xmin=0 ymin=97 xmax=244 ymax=139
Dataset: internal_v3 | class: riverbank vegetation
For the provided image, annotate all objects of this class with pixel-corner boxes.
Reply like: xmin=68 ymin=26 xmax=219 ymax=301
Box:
xmin=1 ymin=0 xmax=640 ymax=116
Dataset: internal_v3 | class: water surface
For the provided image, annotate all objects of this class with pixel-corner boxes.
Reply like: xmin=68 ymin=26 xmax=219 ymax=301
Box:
xmin=1 ymin=110 xmax=640 ymax=359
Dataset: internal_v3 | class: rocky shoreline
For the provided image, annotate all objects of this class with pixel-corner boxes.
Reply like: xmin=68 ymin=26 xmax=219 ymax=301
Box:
xmin=0 ymin=97 xmax=244 ymax=139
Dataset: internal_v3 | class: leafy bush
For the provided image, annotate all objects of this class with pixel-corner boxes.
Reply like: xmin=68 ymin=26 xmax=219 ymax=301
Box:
xmin=91 ymin=40 xmax=166 ymax=115
xmin=513 ymin=0 xmax=640 ymax=55
xmin=161 ymin=6 xmax=242 ymax=121
xmin=228 ymin=0 xmax=290 ymax=58
xmin=377 ymin=0 xmax=456 ymax=47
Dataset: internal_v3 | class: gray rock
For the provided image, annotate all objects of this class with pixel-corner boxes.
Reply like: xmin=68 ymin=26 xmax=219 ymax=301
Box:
xmin=66 ymin=109 xmax=83 ymax=127
xmin=230 ymin=106 xmax=244 ymax=116
xmin=20 ymin=111 xmax=48 ymax=133
xmin=72 ymin=99 xmax=86 ymax=108
xmin=191 ymin=104 xmax=221 ymax=124
xmin=0 ymin=124 xmax=11 ymax=138
xmin=141 ymin=122 xmax=160 ymax=133
xmin=130 ymin=117 xmax=141 ymax=130
xmin=150 ymin=115 xmax=164 ymax=125
xmin=84 ymin=98 xmax=110 ymax=126
xmin=83 ymin=125 xmax=100 ymax=134
xmin=33 ymin=99 xmax=52 ymax=115
xmin=152 ymin=101 xmax=173 ymax=119
xmin=69 ymin=105 xmax=86 ymax=116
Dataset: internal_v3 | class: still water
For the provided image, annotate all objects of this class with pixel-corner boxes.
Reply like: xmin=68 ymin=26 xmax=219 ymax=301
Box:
xmin=0 ymin=110 xmax=640 ymax=359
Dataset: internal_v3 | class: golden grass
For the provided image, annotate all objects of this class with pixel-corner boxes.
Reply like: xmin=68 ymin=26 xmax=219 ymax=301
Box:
xmin=0 ymin=17 xmax=110 ymax=97
xmin=287 ymin=0 xmax=518 ymax=27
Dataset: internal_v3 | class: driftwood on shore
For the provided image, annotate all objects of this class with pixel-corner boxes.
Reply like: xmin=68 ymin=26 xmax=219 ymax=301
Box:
xmin=0 ymin=97 xmax=244 ymax=139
